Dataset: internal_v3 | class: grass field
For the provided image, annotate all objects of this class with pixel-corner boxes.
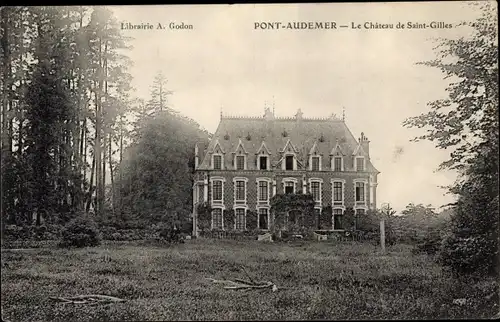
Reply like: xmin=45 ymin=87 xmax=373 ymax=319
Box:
xmin=1 ymin=239 xmax=498 ymax=321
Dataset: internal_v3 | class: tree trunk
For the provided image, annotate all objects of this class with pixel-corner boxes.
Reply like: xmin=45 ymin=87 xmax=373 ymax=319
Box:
xmin=86 ymin=153 xmax=96 ymax=213
xmin=109 ymin=132 xmax=115 ymax=217
xmin=118 ymin=116 xmax=124 ymax=219
xmin=80 ymin=118 xmax=87 ymax=185
xmin=1 ymin=7 xmax=12 ymax=222
xmin=94 ymin=86 xmax=102 ymax=215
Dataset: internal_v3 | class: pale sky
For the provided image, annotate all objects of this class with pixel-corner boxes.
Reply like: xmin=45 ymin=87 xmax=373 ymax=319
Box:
xmin=110 ymin=2 xmax=489 ymax=212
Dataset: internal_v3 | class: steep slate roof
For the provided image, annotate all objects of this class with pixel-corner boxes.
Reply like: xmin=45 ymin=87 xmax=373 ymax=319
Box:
xmin=197 ymin=111 xmax=379 ymax=173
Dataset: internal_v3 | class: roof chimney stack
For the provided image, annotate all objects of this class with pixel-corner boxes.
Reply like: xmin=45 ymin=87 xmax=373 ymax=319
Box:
xmin=360 ymin=132 xmax=370 ymax=158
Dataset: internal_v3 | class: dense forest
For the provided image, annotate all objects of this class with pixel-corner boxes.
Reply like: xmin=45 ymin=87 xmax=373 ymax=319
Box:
xmin=0 ymin=6 xmax=209 ymax=230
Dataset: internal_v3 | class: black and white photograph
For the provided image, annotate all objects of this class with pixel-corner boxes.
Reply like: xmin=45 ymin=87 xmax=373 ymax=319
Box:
xmin=0 ymin=2 xmax=498 ymax=321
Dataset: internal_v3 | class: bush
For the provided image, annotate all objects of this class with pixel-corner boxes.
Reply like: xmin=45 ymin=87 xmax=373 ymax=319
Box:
xmin=414 ymin=227 xmax=443 ymax=255
xmin=157 ymin=225 xmax=184 ymax=244
xmin=59 ymin=214 xmax=101 ymax=248
xmin=439 ymin=232 xmax=498 ymax=276
xmin=3 ymin=224 xmax=62 ymax=241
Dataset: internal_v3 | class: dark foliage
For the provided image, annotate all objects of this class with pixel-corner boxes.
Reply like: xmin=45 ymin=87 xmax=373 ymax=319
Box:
xmin=59 ymin=214 xmax=101 ymax=248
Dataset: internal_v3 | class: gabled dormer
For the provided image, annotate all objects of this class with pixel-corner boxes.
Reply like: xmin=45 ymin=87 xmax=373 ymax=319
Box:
xmin=308 ymin=141 xmax=322 ymax=171
xmin=352 ymin=140 xmax=367 ymax=172
xmin=211 ymin=139 xmax=225 ymax=170
xmin=256 ymin=141 xmax=271 ymax=171
xmin=330 ymin=139 xmax=345 ymax=171
xmin=233 ymin=138 xmax=248 ymax=170
xmin=280 ymin=139 xmax=298 ymax=171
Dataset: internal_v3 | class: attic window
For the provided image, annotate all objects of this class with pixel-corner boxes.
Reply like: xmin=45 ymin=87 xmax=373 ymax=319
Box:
xmin=319 ymin=134 xmax=325 ymax=142
xmin=224 ymin=133 xmax=230 ymax=140
xmin=282 ymin=130 xmax=288 ymax=137
xmin=246 ymin=133 xmax=251 ymax=141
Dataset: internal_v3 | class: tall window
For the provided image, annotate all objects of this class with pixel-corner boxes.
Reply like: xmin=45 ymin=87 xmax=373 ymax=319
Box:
xmin=334 ymin=157 xmax=342 ymax=171
xmin=212 ymin=180 xmax=223 ymax=202
xmin=258 ymin=208 xmax=268 ymax=230
xmin=311 ymin=182 xmax=321 ymax=201
xmin=235 ymin=181 xmax=245 ymax=201
xmin=333 ymin=208 xmax=343 ymax=230
xmin=259 ymin=156 xmax=268 ymax=170
xmin=355 ymin=182 xmax=365 ymax=202
xmin=258 ymin=181 xmax=268 ymax=202
xmin=235 ymin=208 xmax=246 ymax=230
xmin=356 ymin=157 xmax=365 ymax=172
xmin=333 ymin=181 xmax=343 ymax=205
xmin=198 ymin=185 xmax=204 ymax=203
xmin=285 ymin=181 xmax=294 ymax=194
xmin=285 ymin=155 xmax=294 ymax=170
xmin=236 ymin=155 xmax=245 ymax=170
xmin=311 ymin=156 xmax=320 ymax=171
xmin=212 ymin=208 xmax=223 ymax=229
xmin=213 ymin=155 xmax=222 ymax=170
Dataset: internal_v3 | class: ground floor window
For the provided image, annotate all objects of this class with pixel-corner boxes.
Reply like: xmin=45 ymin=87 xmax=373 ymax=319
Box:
xmin=258 ymin=208 xmax=269 ymax=230
xmin=333 ymin=208 xmax=343 ymax=230
xmin=212 ymin=208 xmax=223 ymax=229
xmin=235 ymin=208 xmax=246 ymax=230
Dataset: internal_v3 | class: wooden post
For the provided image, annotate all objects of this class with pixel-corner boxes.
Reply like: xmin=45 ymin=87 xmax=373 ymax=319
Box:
xmin=380 ymin=219 xmax=386 ymax=253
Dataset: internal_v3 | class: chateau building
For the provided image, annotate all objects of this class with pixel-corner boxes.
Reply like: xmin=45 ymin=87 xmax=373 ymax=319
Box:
xmin=192 ymin=108 xmax=379 ymax=235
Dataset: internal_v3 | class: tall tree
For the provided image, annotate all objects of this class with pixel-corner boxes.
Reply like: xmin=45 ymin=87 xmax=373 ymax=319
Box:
xmin=117 ymin=103 xmax=209 ymax=227
xmin=84 ymin=6 xmax=133 ymax=217
xmin=145 ymin=71 xmax=173 ymax=115
xmin=403 ymin=2 xmax=498 ymax=275
xmin=24 ymin=7 xmax=77 ymax=224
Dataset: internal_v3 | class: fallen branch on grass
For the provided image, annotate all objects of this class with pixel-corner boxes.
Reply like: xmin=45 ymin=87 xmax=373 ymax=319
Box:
xmin=206 ymin=277 xmax=278 ymax=292
xmin=206 ymin=266 xmax=280 ymax=292
xmin=49 ymin=294 xmax=126 ymax=305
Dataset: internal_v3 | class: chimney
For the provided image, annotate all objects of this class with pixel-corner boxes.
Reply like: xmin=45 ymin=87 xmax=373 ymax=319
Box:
xmin=360 ymin=132 xmax=370 ymax=157
xmin=194 ymin=144 xmax=199 ymax=168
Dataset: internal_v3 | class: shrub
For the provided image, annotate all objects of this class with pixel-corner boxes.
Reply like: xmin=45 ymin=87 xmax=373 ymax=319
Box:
xmin=224 ymin=209 xmax=235 ymax=230
xmin=319 ymin=206 xmax=332 ymax=230
xmin=59 ymin=214 xmax=101 ymax=248
xmin=246 ymin=211 xmax=258 ymax=230
xmin=414 ymin=227 xmax=443 ymax=255
xmin=439 ymin=182 xmax=499 ymax=276
xmin=157 ymin=225 xmax=184 ymax=244
xmin=439 ymin=232 xmax=498 ymax=276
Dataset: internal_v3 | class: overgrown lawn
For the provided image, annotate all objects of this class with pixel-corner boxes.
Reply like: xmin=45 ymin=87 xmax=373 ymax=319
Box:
xmin=1 ymin=239 xmax=497 ymax=321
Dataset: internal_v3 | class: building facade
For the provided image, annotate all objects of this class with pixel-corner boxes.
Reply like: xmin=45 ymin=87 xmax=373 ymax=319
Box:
xmin=192 ymin=108 xmax=379 ymax=235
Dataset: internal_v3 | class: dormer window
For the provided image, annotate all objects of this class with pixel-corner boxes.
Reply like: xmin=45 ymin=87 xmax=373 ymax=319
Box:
xmin=285 ymin=155 xmax=294 ymax=170
xmin=356 ymin=157 xmax=365 ymax=172
xmin=213 ymin=154 xmax=223 ymax=170
xmin=311 ymin=156 xmax=320 ymax=171
xmin=235 ymin=155 xmax=246 ymax=170
xmin=280 ymin=140 xmax=298 ymax=171
xmin=211 ymin=140 xmax=225 ymax=170
xmin=259 ymin=156 xmax=268 ymax=170
xmin=333 ymin=156 xmax=343 ymax=171
xmin=256 ymin=141 xmax=271 ymax=171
